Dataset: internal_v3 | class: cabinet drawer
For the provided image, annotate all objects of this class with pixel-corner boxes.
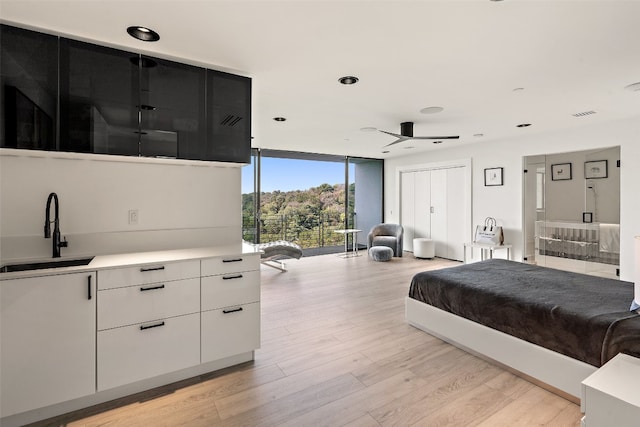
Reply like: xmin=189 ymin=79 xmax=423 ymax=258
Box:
xmin=98 ymin=278 xmax=200 ymax=331
xmin=201 ymin=270 xmax=259 ymax=311
xmin=97 ymin=313 xmax=200 ymax=391
xmin=201 ymin=254 xmax=259 ymax=276
xmin=201 ymin=302 xmax=260 ymax=363
xmin=98 ymin=259 xmax=200 ymax=290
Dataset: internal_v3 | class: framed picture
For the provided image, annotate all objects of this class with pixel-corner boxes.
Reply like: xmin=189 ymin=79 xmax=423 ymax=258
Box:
xmin=484 ymin=167 xmax=503 ymax=186
xmin=585 ymin=160 xmax=608 ymax=179
xmin=551 ymin=163 xmax=572 ymax=181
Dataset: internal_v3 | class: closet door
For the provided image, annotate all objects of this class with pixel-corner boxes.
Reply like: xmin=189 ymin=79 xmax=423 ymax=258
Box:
xmin=446 ymin=167 xmax=466 ymax=261
xmin=400 ymin=171 xmax=416 ymax=251
xmin=413 ymin=171 xmax=431 ymax=240
xmin=430 ymin=169 xmax=448 ymax=257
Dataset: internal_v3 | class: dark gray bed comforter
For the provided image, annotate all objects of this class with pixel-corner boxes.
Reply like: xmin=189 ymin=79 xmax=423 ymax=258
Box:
xmin=408 ymin=259 xmax=640 ymax=367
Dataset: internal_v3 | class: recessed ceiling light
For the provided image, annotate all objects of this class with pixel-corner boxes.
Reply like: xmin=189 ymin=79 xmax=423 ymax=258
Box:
xmin=382 ymin=150 xmax=390 ymax=154
xmin=403 ymin=146 xmax=415 ymax=149
xmin=420 ymin=106 xmax=444 ymax=114
xmin=517 ymin=123 xmax=531 ymax=128
xmin=273 ymin=117 xmax=286 ymax=122
xmin=624 ymin=82 xmax=640 ymax=92
xmin=432 ymin=140 xmax=443 ymax=144
xmin=474 ymin=133 xmax=484 ymax=137
xmin=127 ymin=26 xmax=160 ymax=42
xmin=512 ymin=87 xmax=524 ymax=92
xmin=360 ymin=127 xmax=377 ymax=132
xmin=338 ymin=76 xmax=359 ymax=85
xmin=137 ymin=104 xmax=156 ymax=111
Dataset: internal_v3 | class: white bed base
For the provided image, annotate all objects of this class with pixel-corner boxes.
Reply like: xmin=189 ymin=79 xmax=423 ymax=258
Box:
xmin=405 ymin=296 xmax=597 ymax=404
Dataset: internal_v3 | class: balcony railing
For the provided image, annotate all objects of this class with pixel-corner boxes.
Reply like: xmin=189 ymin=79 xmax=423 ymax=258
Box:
xmin=242 ymin=213 xmax=353 ymax=249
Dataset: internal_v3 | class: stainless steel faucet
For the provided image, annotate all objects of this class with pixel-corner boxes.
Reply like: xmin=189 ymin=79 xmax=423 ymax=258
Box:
xmin=44 ymin=192 xmax=68 ymax=258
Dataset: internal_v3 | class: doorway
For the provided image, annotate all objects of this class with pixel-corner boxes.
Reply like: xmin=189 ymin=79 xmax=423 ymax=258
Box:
xmin=522 ymin=146 xmax=620 ymax=278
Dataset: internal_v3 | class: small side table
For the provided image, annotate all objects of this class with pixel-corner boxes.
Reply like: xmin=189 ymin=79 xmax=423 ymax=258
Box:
xmin=581 ymin=353 xmax=640 ymax=426
xmin=463 ymin=242 xmax=512 ymax=264
xmin=334 ymin=229 xmax=362 ymax=258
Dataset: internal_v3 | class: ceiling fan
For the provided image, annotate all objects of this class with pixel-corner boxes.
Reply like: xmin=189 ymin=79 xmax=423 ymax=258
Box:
xmin=379 ymin=122 xmax=459 ymax=147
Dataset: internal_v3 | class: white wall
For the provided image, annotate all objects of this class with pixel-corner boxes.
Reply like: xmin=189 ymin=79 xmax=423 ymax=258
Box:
xmin=384 ymin=117 xmax=640 ymax=281
xmin=0 ymin=150 xmax=241 ymax=262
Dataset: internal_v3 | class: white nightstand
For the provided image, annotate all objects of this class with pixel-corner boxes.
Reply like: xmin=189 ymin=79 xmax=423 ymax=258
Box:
xmin=581 ymin=353 xmax=640 ymax=427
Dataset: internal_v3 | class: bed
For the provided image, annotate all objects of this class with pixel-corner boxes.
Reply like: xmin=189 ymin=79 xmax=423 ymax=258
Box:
xmin=405 ymin=259 xmax=640 ymax=401
xmin=245 ymin=240 xmax=303 ymax=271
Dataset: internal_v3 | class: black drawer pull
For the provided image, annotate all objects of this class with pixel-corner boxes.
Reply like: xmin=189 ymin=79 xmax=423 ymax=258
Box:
xmin=223 ymin=307 xmax=243 ymax=314
xmin=223 ymin=274 xmax=243 ymax=280
xmin=140 ymin=284 xmax=165 ymax=292
xmin=140 ymin=266 xmax=165 ymax=272
xmin=140 ymin=321 xmax=165 ymax=330
xmin=222 ymin=258 xmax=243 ymax=263
xmin=87 ymin=275 xmax=92 ymax=300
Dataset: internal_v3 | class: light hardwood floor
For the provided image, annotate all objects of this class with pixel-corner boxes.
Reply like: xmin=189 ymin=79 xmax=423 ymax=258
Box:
xmin=32 ymin=253 xmax=582 ymax=426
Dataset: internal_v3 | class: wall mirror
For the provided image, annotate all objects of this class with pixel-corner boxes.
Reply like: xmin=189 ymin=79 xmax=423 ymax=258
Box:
xmin=523 ymin=146 xmax=620 ymax=278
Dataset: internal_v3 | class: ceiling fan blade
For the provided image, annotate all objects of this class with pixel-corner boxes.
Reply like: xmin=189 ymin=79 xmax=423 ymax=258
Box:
xmin=383 ymin=136 xmax=410 ymax=147
xmin=379 ymin=130 xmax=404 ymax=138
xmin=411 ymin=135 xmax=460 ymax=140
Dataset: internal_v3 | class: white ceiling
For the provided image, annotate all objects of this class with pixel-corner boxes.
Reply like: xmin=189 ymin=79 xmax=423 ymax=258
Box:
xmin=2 ymin=0 xmax=640 ymax=159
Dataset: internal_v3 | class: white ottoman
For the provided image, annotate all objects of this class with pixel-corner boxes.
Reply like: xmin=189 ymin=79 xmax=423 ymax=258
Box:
xmin=413 ymin=238 xmax=435 ymax=259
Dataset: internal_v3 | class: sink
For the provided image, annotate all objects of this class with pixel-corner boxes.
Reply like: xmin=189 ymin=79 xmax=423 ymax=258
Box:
xmin=0 ymin=257 xmax=95 ymax=273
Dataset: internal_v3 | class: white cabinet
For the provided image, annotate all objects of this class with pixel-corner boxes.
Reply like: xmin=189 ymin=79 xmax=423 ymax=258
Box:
xmin=400 ymin=166 xmax=467 ymax=261
xmin=201 ymin=303 xmax=260 ymax=362
xmin=98 ymin=259 xmax=200 ymax=290
xmin=0 ymin=247 xmax=262 ymax=424
xmin=97 ymin=313 xmax=200 ymax=391
xmin=97 ymin=277 xmax=200 ymax=331
xmin=581 ymin=353 xmax=640 ymax=427
xmin=96 ymin=259 xmax=201 ymax=391
xmin=1 ymin=271 xmax=96 ymax=417
xmin=201 ymin=254 xmax=260 ymax=363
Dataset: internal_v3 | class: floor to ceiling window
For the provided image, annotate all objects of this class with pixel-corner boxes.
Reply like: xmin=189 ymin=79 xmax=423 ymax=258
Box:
xmin=242 ymin=149 xmax=383 ymax=255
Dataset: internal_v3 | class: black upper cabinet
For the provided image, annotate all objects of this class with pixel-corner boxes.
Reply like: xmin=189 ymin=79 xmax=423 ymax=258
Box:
xmin=59 ymin=38 xmax=140 ymax=155
xmin=206 ymin=70 xmax=251 ymax=163
xmin=139 ymin=56 xmax=206 ymax=159
xmin=2 ymin=25 xmax=250 ymax=162
xmin=1 ymin=24 xmax=58 ymax=150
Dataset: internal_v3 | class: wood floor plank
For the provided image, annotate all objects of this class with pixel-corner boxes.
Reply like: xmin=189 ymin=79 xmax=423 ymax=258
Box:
xmin=31 ymin=253 xmax=582 ymax=427
xmin=214 ymin=353 xmax=373 ymax=419
xmin=277 ymin=370 xmax=427 ymax=427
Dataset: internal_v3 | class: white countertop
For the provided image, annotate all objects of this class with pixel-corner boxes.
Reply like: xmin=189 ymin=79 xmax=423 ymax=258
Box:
xmin=0 ymin=243 xmax=262 ymax=280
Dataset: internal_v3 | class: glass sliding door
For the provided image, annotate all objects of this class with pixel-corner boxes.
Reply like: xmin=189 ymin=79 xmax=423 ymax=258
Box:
xmin=241 ymin=149 xmax=259 ymax=243
xmin=241 ymin=149 xmax=383 ymax=255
